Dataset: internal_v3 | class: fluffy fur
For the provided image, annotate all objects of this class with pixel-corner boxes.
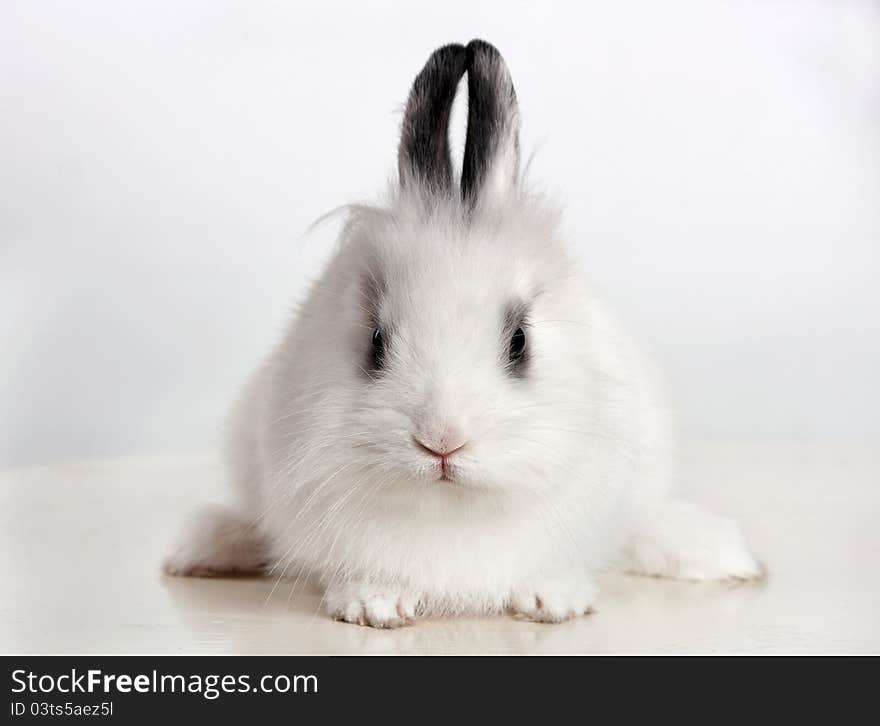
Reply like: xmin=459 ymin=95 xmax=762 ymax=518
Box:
xmin=164 ymin=40 xmax=762 ymax=627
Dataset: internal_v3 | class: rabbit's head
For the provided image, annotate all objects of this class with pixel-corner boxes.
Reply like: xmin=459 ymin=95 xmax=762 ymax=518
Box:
xmin=294 ymin=41 xmax=604 ymax=500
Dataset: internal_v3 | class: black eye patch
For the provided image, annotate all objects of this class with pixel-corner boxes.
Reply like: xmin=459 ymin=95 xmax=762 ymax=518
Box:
xmin=504 ymin=301 xmax=531 ymax=376
xmin=359 ymin=271 xmax=389 ymax=378
xmin=370 ymin=327 xmax=386 ymax=372
xmin=509 ymin=327 xmax=526 ymax=361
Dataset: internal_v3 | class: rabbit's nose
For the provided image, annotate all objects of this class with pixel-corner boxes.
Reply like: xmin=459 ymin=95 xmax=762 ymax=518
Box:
xmin=413 ymin=438 xmax=467 ymax=459
xmin=412 ymin=418 xmax=469 ymax=458
xmin=414 ymin=400 xmax=470 ymax=456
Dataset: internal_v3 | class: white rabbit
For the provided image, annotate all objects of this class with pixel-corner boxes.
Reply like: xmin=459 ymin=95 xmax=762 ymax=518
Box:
xmin=164 ymin=40 xmax=763 ymax=627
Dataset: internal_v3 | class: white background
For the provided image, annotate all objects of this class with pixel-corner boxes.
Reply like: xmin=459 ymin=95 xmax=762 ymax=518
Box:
xmin=2 ymin=0 xmax=878 ymax=467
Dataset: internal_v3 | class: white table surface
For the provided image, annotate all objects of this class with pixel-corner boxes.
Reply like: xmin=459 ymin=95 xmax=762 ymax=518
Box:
xmin=2 ymin=440 xmax=877 ymax=654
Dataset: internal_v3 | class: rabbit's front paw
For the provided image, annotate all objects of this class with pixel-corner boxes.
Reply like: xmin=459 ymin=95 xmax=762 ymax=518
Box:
xmin=325 ymin=582 xmax=419 ymax=628
xmin=509 ymin=577 xmax=598 ymax=623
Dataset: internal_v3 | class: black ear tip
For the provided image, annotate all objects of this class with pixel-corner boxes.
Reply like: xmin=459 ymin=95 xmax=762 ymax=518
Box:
xmin=466 ymin=39 xmax=512 ymax=78
xmin=407 ymin=42 xmax=467 ymax=108
xmin=466 ymin=39 xmax=503 ymax=61
xmin=465 ymin=39 xmax=515 ymax=99
xmin=415 ymin=43 xmax=467 ymax=85
xmin=433 ymin=42 xmax=469 ymax=61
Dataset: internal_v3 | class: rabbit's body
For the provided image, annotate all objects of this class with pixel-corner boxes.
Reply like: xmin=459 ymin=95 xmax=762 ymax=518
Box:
xmin=166 ymin=41 xmax=762 ymax=627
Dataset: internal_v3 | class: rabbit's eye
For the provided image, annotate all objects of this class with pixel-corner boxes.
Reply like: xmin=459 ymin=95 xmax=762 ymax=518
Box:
xmin=509 ymin=327 xmax=526 ymax=363
xmin=370 ymin=328 xmax=386 ymax=371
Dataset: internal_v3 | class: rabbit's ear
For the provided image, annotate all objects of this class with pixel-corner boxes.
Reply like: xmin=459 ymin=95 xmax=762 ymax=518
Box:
xmin=461 ymin=40 xmax=521 ymax=209
xmin=398 ymin=43 xmax=468 ymax=195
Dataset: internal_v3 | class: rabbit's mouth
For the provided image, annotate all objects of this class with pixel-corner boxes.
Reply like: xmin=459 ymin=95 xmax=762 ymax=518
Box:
xmin=438 ymin=466 xmax=456 ymax=483
xmin=412 ymin=436 xmax=467 ymax=484
xmin=427 ymin=457 xmax=459 ymax=484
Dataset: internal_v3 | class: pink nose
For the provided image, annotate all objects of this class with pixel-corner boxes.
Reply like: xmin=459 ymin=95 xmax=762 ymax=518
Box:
xmin=414 ymin=438 xmax=467 ymax=459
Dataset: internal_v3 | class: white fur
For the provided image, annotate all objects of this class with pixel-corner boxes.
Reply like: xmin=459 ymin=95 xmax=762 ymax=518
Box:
xmin=165 ymin=51 xmax=762 ymax=628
